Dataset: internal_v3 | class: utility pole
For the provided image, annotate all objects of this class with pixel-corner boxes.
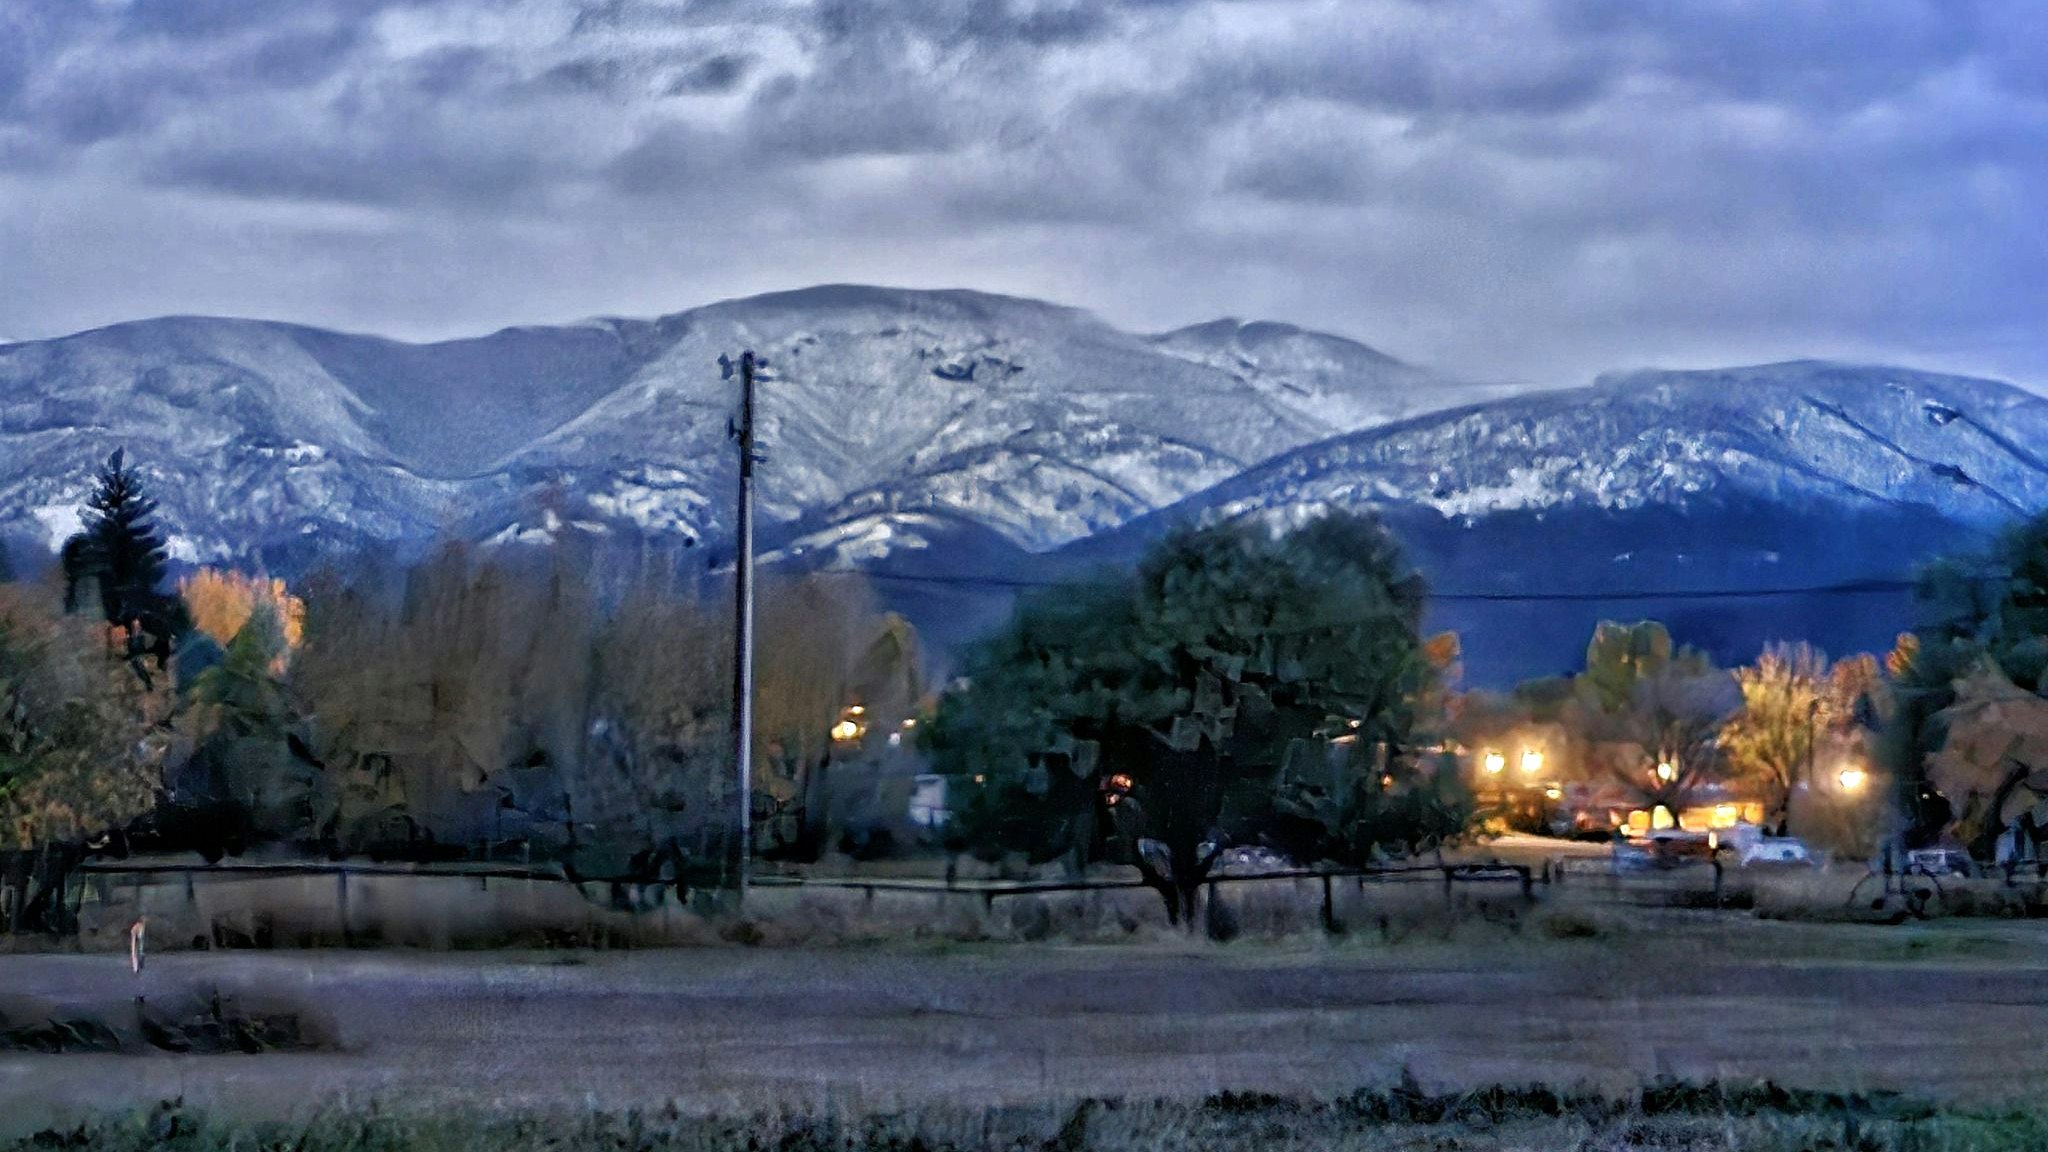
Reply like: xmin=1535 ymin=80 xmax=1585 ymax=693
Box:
xmin=723 ymin=350 xmax=763 ymax=906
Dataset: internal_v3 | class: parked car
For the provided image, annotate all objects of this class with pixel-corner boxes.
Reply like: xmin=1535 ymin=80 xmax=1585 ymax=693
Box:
xmin=1216 ymin=845 xmax=1294 ymax=875
xmin=1737 ymin=836 xmax=1820 ymax=868
xmin=1907 ymin=846 xmax=1975 ymax=878
xmin=1614 ymin=829 xmax=1713 ymax=871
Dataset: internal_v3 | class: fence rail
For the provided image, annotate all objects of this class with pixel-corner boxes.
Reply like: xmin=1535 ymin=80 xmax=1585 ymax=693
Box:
xmin=41 ymin=851 xmax=1836 ymax=948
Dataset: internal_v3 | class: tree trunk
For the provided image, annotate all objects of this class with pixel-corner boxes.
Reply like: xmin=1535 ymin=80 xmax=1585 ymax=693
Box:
xmin=1973 ymin=763 xmax=2032 ymax=862
xmin=1177 ymin=879 xmax=1200 ymax=934
xmin=8 ymin=842 xmax=84 ymax=936
xmin=1134 ymin=857 xmax=1178 ymax=926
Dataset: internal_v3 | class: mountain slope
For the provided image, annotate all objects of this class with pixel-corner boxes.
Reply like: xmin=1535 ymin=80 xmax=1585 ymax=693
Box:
xmin=1064 ymin=361 xmax=2048 ymax=681
xmin=1169 ymin=361 xmax=2048 ymax=532
xmin=0 ymin=286 xmax=1467 ymax=566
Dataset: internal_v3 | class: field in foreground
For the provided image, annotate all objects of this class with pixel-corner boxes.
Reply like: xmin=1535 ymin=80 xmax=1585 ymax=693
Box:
xmin=19 ymin=1084 xmax=2048 ymax=1152
xmin=7 ymin=916 xmax=2048 ymax=1141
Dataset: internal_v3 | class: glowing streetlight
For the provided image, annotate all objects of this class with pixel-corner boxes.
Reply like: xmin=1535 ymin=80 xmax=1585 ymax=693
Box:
xmin=1482 ymin=751 xmax=1506 ymax=775
xmin=846 ymin=704 xmax=866 ymax=717
xmin=831 ymin=719 xmax=861 ymax=742
xmin=1519 ymin=749 xmax=1543 ymax=777
xmin=1838 ymin=767 xmax=1868 ymax=792
xmin=1543 ymin=786 xmax=1563 ymax=801
xmin=1655 ymin=761 xmax=1676 ymax=783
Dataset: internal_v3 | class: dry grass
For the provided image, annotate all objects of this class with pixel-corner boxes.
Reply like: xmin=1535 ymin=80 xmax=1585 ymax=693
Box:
xmin=16 ymin=1081 xmax=2048 ymax=1152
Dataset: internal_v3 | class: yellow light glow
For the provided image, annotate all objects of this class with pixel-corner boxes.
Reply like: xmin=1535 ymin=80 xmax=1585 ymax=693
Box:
xmin=1838 ymin=767 xmax=1868 ymax=792
xmin=901 ymin=718 xmax=918 ymax=729
xmin=846 ymin=705 xmax=866 ymax=717
xmin=831 ymin=719 xmax=861 ymax=741
xmin=1708 ymin=830 xmax=1719 ymax=851
xmin=1652 ymin=805 xmax=1674 ymax=830
xmin=1543 ymin=786 xmax=1563 ymax=801
xmin=1483 ymin=751 xmax=1506 ymax=775
xmin=1519 ymin=750 xmax=1543 ymax=776
xmin=1655 ymin=761 xmax=1676 ymax=782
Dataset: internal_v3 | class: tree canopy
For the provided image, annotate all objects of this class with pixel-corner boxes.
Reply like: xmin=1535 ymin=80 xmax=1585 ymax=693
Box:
xmin=62 ymin=449 xmax=178 ymax=636
xmin=924 ymin=513 xmax=1460 ymax=924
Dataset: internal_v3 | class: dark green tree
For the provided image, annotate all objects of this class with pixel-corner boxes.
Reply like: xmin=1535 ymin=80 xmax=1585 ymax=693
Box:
xmin=63 ymin=449 xmax=176 ymax=645
xmin=1878 ymin=514 xmax=2048 ymax=848
xmin=925 ymin=513 xmax=1451 ymax=926
xmin=161 ymin=602 xmax=329 ymax=852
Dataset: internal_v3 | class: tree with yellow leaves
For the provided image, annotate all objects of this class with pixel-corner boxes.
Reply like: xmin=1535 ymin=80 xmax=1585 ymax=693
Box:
xmin=1 ymin=585 xmax=171 ymax=933
xmin=180 ymin=568 xmax=305 ymax=670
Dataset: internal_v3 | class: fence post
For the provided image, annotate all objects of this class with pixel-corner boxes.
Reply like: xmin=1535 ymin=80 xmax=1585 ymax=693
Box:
xmin=337 ymin=870 xmax=351 ymax=947
xmin=1320 ymin=873 xmax=1339 ymax=935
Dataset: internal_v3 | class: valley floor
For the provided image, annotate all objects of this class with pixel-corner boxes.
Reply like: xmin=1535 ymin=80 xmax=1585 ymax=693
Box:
xmin=6 ymin=918 xmax=2048 ymax=1137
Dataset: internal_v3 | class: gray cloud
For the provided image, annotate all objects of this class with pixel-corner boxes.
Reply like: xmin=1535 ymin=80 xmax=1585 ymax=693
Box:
xmin=2 ymin=0 xmax=2045 ymax=391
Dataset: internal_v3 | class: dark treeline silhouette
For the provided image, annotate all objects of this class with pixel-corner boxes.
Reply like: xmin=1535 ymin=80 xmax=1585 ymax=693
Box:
xmin=7 ymin=446 xmax=2048 ymax=936
xmin=2 ymin=450 xmax=923 ymax=931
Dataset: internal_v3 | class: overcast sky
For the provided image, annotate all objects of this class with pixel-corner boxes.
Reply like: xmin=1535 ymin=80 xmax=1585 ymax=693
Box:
xmin=2 ymin=0 xmax=2044 ymax=388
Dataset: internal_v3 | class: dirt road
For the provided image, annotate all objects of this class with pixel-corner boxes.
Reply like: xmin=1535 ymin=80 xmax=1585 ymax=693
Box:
xmin=5 ymin=918 xmax=2048 ymax=1133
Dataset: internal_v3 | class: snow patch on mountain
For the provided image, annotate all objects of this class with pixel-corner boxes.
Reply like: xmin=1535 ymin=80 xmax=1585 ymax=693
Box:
xmin=1147 ymin=361 xmax=2048 ymax=536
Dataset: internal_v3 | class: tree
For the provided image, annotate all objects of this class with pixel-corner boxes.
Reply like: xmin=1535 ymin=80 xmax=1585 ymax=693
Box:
xmin=926 ymin=513 xmax=1446 ymax=926
xmin=1722 ymin=643 xmax=1831 ymax=835
xmin=181 ymin=569 xmax=305 ymax=668
xmin=165 ymin=603 xmax=328 ymax=856
xmin=1570 ymin=622 xmax=1737 ymax=825
xmin=1925 ymin=663 xmax=2048 ymax=858
xmin=0 ymin=586 xmax=171 ymax=933
xmin=63 ymin=450 xmax=177 ymax=643
xmin=1876 ymin=514 xmax=2048 ymax=848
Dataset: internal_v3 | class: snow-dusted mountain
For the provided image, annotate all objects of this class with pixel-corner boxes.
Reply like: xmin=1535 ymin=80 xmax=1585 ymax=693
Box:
xmin=7 ymin=290 xmax=2045 ymax=682
xmin=0 ymin=286 xmax=1482 ymax=569
xmin=1069 ymin=361 xmax=2048 ymax=681
xmin=1164 ymin=361 xmax=2048 ymax=530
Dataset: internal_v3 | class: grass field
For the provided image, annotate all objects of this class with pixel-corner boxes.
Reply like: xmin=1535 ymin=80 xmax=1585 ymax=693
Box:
xmin=8 ymin=913 xmax=2048 ymax=1145
xmin=20 ymin=1083 xmax=2048 ymax=1151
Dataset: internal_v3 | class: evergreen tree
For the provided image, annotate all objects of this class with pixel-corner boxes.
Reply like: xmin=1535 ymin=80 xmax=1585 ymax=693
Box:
xmin=63 ymin=449 xmax=175 ymax=640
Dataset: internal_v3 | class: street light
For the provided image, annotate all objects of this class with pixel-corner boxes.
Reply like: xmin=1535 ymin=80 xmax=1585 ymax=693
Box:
xmin=1838 ymin=767 xmax=1868 ymax=792
xmin=1655 ymin=760 xmax=1676 ymax=783
xmin=1483 ymin=751 xmax=1506 ymax=775
xmin=1519 ymin=749 xmax=1543 ymax=777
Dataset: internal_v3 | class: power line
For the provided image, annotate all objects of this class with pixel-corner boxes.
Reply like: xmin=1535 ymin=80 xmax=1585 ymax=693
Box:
xmin=841 ymin=568 xmax=2007 ymax=604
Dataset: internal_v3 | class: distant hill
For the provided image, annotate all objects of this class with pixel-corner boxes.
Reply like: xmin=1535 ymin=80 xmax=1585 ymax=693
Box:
xmin=3 ymin=295 xmax=2039 ymax=683
xmin=0 ymin=286 xmax=1481 ymax=573
xmin=1067 ymin=362 xmax=2048 ymax=681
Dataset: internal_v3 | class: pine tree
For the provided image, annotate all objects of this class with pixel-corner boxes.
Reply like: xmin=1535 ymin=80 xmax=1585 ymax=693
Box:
xmin=63 ymin=449 xmax=172 ymax=632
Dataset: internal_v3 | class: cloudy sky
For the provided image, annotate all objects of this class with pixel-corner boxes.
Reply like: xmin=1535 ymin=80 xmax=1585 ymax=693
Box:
xmin=2 ymin=0 xmax=2043 ymax=387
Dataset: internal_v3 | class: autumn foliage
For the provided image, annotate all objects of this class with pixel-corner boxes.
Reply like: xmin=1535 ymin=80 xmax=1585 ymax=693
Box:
xmin=180 ymin=568 xmax=305 ymax=664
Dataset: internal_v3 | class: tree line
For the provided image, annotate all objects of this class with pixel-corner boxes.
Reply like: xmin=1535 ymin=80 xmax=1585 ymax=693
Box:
xmin=1 ymin=450 xmax=919 ymax=932
xmin=7 ymin=446 xmax=2048 ymax=935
